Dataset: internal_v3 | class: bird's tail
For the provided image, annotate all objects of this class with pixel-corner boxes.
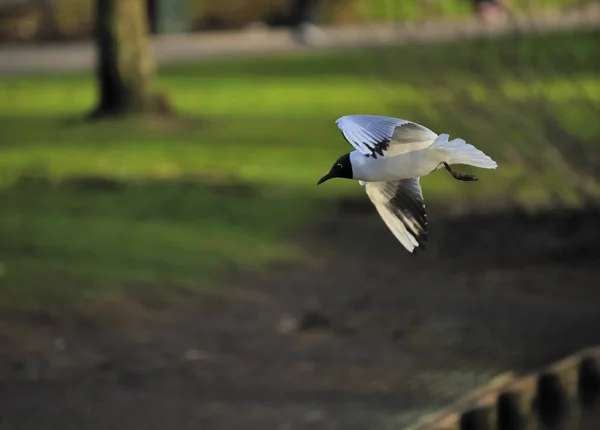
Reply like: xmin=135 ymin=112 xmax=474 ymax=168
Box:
xmin=431 ymin=134 xmax=497 ymax=169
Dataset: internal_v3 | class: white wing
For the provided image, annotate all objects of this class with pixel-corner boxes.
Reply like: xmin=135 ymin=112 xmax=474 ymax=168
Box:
xmin=336 ymin=115 xmax=438 ymax=158
xmin=364 ymin=178 xmax=428 ymax=253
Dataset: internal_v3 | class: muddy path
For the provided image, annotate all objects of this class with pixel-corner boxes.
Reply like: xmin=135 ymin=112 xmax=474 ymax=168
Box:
xmin=1 ymin=202 xmax=600 ymax=430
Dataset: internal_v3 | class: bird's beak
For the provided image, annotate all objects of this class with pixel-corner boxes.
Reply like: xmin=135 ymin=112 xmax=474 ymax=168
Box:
xmin=317 ymin=173 xmax=332 ymax=185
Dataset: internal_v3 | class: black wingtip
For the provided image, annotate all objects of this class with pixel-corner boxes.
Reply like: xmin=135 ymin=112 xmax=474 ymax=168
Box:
xmin=412 ymin=241 xmax=427 ymax=255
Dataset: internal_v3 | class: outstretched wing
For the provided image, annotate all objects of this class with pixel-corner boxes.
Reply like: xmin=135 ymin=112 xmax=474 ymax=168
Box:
xmin=336 ymin=115 xmax=438 ymax=159
xmin=364 ymin=178 xmax=428 ymax=253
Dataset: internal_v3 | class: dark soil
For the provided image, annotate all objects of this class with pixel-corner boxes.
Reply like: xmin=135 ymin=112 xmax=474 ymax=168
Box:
xmin=1 ymin=201 xmax=600 ymax=430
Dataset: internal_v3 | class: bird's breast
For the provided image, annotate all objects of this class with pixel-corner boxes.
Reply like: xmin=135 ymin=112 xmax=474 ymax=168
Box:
xmin=353 ymin=150 xmax=441 ymax=182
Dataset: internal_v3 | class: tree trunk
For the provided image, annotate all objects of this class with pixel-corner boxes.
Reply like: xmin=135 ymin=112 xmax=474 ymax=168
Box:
xmin=91 ymin=0 xmax=169 ymax=118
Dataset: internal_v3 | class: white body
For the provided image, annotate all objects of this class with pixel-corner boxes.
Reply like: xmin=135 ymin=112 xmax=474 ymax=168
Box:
xmin=336 ymin=115 xmax=497 ymax=183
xmin=350 ymin=145 xmax=442 ymax=182
xmin=349 ymin=132 xmax=497 ymax=182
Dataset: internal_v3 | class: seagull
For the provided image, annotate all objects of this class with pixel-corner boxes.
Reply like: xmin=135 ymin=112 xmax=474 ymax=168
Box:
xmin=317 ymin=115 xmax=498 ymax=253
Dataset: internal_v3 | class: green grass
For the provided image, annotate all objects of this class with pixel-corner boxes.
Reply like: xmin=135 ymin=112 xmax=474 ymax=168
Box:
xmin=0 ymin=28 xmax=598 ymax=307
xmin=338 ymin=0 xmax=581 ymax=22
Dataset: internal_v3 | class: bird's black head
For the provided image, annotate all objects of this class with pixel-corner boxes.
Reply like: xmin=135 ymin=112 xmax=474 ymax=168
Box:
xmin=317 ymin=153 xmax=353 ymax=185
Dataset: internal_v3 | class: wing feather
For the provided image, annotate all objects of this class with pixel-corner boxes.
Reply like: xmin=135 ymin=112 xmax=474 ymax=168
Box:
xmin=336 ymin=115 xmax=438 ymax=158
xmin=364 ymin=178 xmax=428 ymax=253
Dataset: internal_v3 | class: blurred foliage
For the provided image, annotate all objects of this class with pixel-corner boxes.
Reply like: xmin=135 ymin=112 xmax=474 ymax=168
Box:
xmin=0 ymin=28 xmax=598 ymax=307
xmin=0 ymin=0 xmax=94 ymax=41
xmin=0 ymin=0 xmax=588 ymax=41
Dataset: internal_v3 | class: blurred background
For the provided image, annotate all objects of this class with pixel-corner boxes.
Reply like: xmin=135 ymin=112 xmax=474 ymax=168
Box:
xmin=0 ymin=0 xmax=599 ymax=429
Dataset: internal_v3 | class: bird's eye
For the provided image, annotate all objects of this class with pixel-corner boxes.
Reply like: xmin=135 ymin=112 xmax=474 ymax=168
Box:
xmin=336 ymin=163 xmax=343 ymax=169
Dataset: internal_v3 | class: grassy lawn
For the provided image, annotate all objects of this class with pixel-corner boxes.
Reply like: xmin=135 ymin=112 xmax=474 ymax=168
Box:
xmin=0 ymin=28 xmax=598 ymax=308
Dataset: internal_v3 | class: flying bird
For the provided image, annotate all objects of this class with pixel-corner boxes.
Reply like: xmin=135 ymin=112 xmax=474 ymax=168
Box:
xmin=318 ymin=115 xmax=497 ymax=253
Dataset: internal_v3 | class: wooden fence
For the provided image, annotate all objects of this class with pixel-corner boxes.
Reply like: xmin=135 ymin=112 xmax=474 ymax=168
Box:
xmin=408 ymin=347 xmax=600 ymax=430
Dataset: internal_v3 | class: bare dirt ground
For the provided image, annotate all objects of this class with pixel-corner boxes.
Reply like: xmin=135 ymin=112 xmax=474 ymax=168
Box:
xmin=1 ymin=198 xmax=600 ymax=430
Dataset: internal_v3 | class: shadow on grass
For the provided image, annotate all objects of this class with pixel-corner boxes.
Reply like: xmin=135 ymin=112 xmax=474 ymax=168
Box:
xmin=0 ymin=173 xmax=322 ymax=307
